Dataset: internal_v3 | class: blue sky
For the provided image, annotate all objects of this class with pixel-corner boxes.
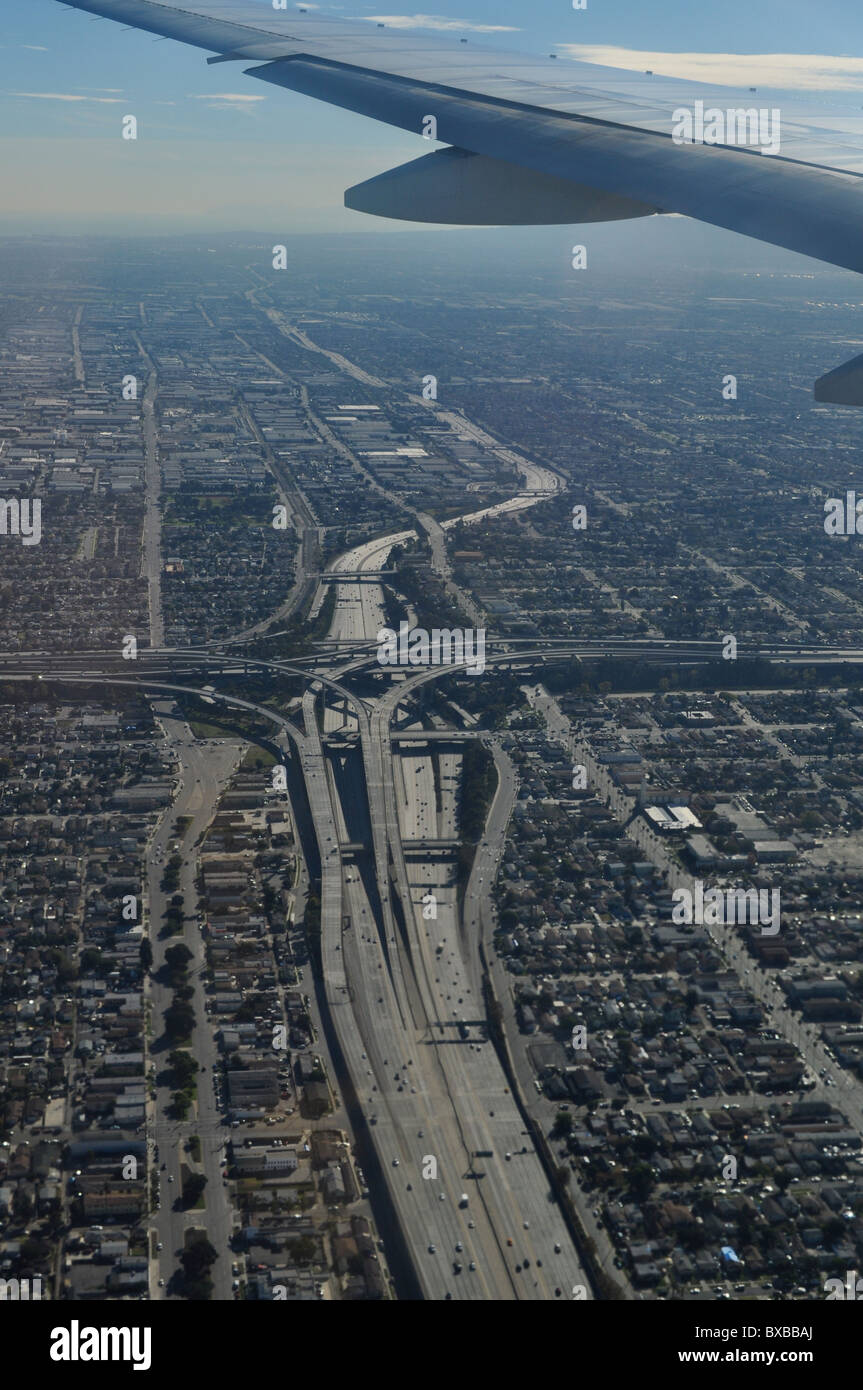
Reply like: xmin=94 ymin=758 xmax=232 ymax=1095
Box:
xmin=3 ymin=0 xmax=863 ymax=232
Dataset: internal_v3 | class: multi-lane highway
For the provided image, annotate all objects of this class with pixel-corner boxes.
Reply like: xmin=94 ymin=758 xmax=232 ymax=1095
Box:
xmin=298 ymin=677 xmax=591 ymax=1299
xmin=288 ymin=497 xmax=596 ymax=1299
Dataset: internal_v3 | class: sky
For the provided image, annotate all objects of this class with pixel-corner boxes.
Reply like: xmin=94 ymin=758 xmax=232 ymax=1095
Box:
xmin=4 ymin=0 xmax=863 ymax=233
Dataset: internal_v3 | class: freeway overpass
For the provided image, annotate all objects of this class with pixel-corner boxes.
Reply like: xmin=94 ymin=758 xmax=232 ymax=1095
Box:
xmin=401 ymin=838 xmax=461 ymax=854
xmin=8 ymin=635 xmax=863 ymax=683
xmin=391 ymin=730 xmax=482 ymax=745
xmin=311 ymin=570 xmax=396 ymax=582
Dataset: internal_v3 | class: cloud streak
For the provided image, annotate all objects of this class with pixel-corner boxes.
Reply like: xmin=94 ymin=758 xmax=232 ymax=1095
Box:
xmin=188 ymin=93 xmax=266 ymax=102
xmin=9 ymin=91 xmax=123 ymax=103
xmin=365 ymin=14 xmax=518 ymax=33
xmin=187 ymin=93 xmax=268 ymax=115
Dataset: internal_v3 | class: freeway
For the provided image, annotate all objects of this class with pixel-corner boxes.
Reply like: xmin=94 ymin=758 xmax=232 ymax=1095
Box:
xmin=270 ymin=312 xmax=564 ymax=503
xmin=301 ymin=516 xmax=596 ymax=1297
xmin=362 ymin=698 xmax=592 ymax=1298
xmin=321 ymin=530 xmax=414 ymax=657
xmin=139 ymin=362 xmax=164 ymax=650
xmin=11 ymin=635 xmax=863 ymax=687
xmin=303 ymin=683 xmax=591 ymax=1298
xmin=465 ymin=735 xmax=631 ymax=1291
xmin=409 ymin=398 xmax=564 ymax=499
xmin=233 ymin=487 xmax=595 ymax=1296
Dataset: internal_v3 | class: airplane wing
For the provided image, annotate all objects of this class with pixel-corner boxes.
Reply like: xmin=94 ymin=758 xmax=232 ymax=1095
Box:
xmin=55 ymin=0 xmax=863 ymax=400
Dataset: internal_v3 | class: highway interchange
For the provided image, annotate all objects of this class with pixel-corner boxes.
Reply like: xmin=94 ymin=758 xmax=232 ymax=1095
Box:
xmin=291 ymin=505 xmax=593 ymax=1298
xmin=9 ymin=401 xmax=863 ymax=1297
xmin=10 ymin=548 xmax=863 ymax=1299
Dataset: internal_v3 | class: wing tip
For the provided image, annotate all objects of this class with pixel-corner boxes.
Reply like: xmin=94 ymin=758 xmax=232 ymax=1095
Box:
xmin=815 ymin=352 xmax=863 ymax=407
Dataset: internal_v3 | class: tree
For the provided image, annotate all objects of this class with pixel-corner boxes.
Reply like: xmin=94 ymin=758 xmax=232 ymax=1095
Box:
xmin=182 ymin=1239 xmax=217 ymax=1278
xmin=631 ymin=1135 xmax=656 ymax=1159
xmin=184 ymin=1173 xmax=207 ymax=1206
xmin=629 ymin=1162 xmax=655 ymax=1202
xmin=181 ymin=1275 xmax=213 ymax=1300
xmin=286 ymin=1235 xmax=317 ymax=1264
xmin=165 ymin=942 xmax=192 ymax=970
xmin=823 ymin=1217 xmax=846 ymax=1245
xmin=169 ymin=1050 xmax=198 ymax=1087
xmin=56 ymin=954 xmax=78 ymax=983
xmin=21 ymin=1236 xmax=50 ymax=1265
xmin=165 ymin=1001 xmax=195 ymax=1041
xmin=170 ymin=1091 xmax=191 ymax=1120
xmin=551 ymin=1110 xmax=573 ymax=1139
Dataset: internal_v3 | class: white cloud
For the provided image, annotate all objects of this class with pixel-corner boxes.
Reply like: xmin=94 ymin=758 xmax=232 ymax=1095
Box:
xmin=364 ymin=14 xmax=518 ymax=33
xmin=556 ymin=46 xmax=863 ymax=92
xmin=10 ymin=91 xmax=124 ymax=103
xmin=188 ymin=93 xmax=267 ymax=102
xmin=21 ymin=46 xmax=48 ymax=52
xmin=187 ymin=93 xmax=268 ymax=115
